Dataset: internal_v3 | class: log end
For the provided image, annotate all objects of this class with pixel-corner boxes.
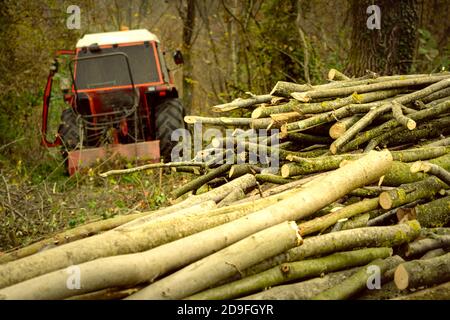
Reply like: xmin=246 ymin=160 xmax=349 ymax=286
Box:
xmin=379 ymin=191 xmax=393 ymax=210
xmin=329 ymin=123 xmax=345 ymax=140
xmin=407 ymin=120 xmax=417 ymax=130
xmin=291 ymin=92 xmax=310 ymax=103
xmin=251 ymin=108 xmax=263 ymax=119
xmin=394 ymin=264 xmax=410 ymax=290
xmin=184 ymin=116 xmax=196 ymax=124
xmin=281 ymin=165 xmax=290 ymax=178
xmin=327 ymin=69 xmax=337 ymax=81
xmin=329 ymin=143 xmax=338 ymax=155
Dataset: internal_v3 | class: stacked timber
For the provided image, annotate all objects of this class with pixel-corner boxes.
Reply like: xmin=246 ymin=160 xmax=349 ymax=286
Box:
xmin=0 ymin=70 xmax=449 ymax=300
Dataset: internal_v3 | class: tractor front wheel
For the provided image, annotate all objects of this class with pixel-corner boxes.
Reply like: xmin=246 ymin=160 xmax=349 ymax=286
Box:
xmin=58 ymin=108 xmax=80 ymax=151
xmin=155 ymin=98 xmax=186 ymax=162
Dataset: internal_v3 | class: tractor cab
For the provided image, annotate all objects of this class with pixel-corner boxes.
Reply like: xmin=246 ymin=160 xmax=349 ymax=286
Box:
xmin=41 ymin=29 xmax=185 ymax=174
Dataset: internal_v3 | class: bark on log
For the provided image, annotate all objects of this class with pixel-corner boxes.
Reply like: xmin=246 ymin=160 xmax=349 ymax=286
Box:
xmin=172 ymin=164 xmax=233 ymax=199
xmin=298 ymin=198 xmax=379 ymax=235
xmin=408 ymin=196 xmax=450 ymax=228
xmin=255 ymin=174 xmax=294 ymax=185
xmin=394 ymin=252 xmax=450 ymax=290
xmin=99 ymin=161 xmax=205 ymax=178
xmin=312 ymin=256 xmax=404 ymax=300
xmin=410 ymin=161 xmax=450 ymax=186
xmin=402 ymin=236 xmax=450 ymax=258
xmin=240 ymin=221 xmax=420 ymax=279
xmin=420 ymin=248 xmax=446 ymax=260
xmin=392 ymin=281 xmax=450 ymax=300
xmin=126 ymin=221 xmax=302 ymax=300
xmin=184 ymin=116 xmax=252 ymax=127
xmin=212 ymin=94 xmax=273 ymax=113
xmin=186 ymin=248 xmax=392 ymax=300
xmin=228 ymin=164 xmax=261 ymax=179
xmin=328 ymin=69 xmax=351 ymax=81
xmin=240 ymin=267 xmax=361 ymax=300
xmin=329 ymin=115 xmax=363 ymax=139
xmin=392 ymin=101 xmax=416 ymax=130
xmin=379 ymin=177 xmax=446 ymax=210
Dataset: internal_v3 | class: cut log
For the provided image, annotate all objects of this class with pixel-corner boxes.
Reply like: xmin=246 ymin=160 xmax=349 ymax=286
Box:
xmin=98 ymin=161 xmax=205 ymax=178
xmin=172 ymin=164 xmax=233 ymax=199
xmin=240 ymin=267 xmax=361 ymax=300
xmin=392 ymin=101 xmax=416 ymax=130
xmin=298 ymin=198 xmax=379 ymax=235
xmin=420 ymin=248 xmax=446 ymax=260
xmin=329 ymin=115 xmax=363 ymax=139
xmin=240 ymin=221 xmax=420 ymax=278
xmin=328 ymin=68 xmax=350 ymax=81
xmin=402 ymin=235 xmax=450 ymax=258
xmin=186 ymin=248 xmax=392 ymax=300
xmin=409 ymin=196 xmax=450 ymax=228
xmin=312 ymin=256 xmax=404 ymax=300
xmin=410 ymin=161 xmax=450 ymax=186
xmin=184 ymin=116 xmax=252 ymax=127
xmin=392 ymin=281 xmax=450 ymax=300
xmin=211 ymin=94 xmax=273 ymax=113
xmin=379 ymin=177 xmax=446 ymax=210
xmin=394 ymin=252 xmax=450 ymax=290
xmin=126 ymin=221 xmax=302 ymax=300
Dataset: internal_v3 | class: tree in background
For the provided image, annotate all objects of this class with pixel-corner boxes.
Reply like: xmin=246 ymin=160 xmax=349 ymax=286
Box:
xmin=347 ymin=0 xmax=419 ymax=76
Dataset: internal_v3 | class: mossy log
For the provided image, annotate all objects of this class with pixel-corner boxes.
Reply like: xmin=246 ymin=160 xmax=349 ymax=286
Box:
xmin=298 ymin=198 xmax=379 ymax=235
xmin=394 ymin=252 xmax=450 ymax=290
xmin=408 ymin=196 xmax=450 ymax=228
xmin=340 ymin=213 xmax=370 ymax=230
xmin=240 ymin=221 xmax=420 ymax=279
xmin=98 ymin=161 xmax=205 ymax=178
xmin=172 ymin=163 xmax=234 ymax=199
xmin=382 ymin=153 xmax=450 ymax=186
xmin=126 ymin=221 xmax=302 ymax=300
xmin=312 ymin=256 xmax=404 ymax=300
xmin=228 ymin=164 xmax=261 ymax=179
xmin=255 ymin=174 xmax=294 ymax=185
xmin=411 ymin=161 xmax=450 ymax=186
xmin=392 ymin=101 xmax=416 ymax=130
xmin=186 ymin=248 xmax=392 ymax=300
xmin=420 ymin=248 xmax=446 ymax=260
xmin=392 ymin=281 xmax=450 ymax=300
xmin=401 ymin=235 xmax=450 ymax=258
xmin=379 ymin=176 xmax=446 ymax=209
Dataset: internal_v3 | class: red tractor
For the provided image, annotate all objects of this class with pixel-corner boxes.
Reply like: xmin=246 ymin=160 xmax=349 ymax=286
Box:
xmin=41 ymin=29 xmax=186 ymax=174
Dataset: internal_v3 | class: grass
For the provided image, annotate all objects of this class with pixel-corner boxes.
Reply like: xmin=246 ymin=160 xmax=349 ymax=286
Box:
xmin=0 ymin=153 xmax=194 ymax=252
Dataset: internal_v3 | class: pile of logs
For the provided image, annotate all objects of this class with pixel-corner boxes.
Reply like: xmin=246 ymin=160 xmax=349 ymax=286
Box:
xmin=0 ymin=70 xmax=449 ymax=300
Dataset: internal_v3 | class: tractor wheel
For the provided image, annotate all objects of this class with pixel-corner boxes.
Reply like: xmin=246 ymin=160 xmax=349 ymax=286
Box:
xmin=58 ymin=108 xmax=80 ymax=151
xmin=155 ymin=98 xmax=186 ymax=162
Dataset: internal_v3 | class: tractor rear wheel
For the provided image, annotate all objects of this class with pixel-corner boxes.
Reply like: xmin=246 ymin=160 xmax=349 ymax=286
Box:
xmin=58 ymin=108 xmax=80 ymax=151
xmin=155 ymin=98 xmax=186 ymax=161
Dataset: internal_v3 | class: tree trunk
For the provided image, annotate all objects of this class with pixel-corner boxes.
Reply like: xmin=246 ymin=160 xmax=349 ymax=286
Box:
xmin=347 ymin=0 xmax=418 ymax=76
xmin=180 ymin=0 xmax=196 ymax=114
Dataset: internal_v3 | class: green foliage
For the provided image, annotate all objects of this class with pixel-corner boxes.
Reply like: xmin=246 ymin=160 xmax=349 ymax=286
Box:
xmin=413 ymin=28 xmax=449 ymax=73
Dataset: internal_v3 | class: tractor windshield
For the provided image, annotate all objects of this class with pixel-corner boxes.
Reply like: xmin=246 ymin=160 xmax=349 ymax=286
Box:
xmin=74 ymin=43 xmax=161 ymax=91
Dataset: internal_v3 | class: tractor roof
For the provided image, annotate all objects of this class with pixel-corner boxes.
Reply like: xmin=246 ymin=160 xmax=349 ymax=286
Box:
xmin=76 ymin=29 xmax=160 ymax=48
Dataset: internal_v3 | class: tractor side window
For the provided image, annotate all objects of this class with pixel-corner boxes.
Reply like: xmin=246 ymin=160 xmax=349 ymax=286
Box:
xmin=74 ymin=43 xmax=161 ymax=90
